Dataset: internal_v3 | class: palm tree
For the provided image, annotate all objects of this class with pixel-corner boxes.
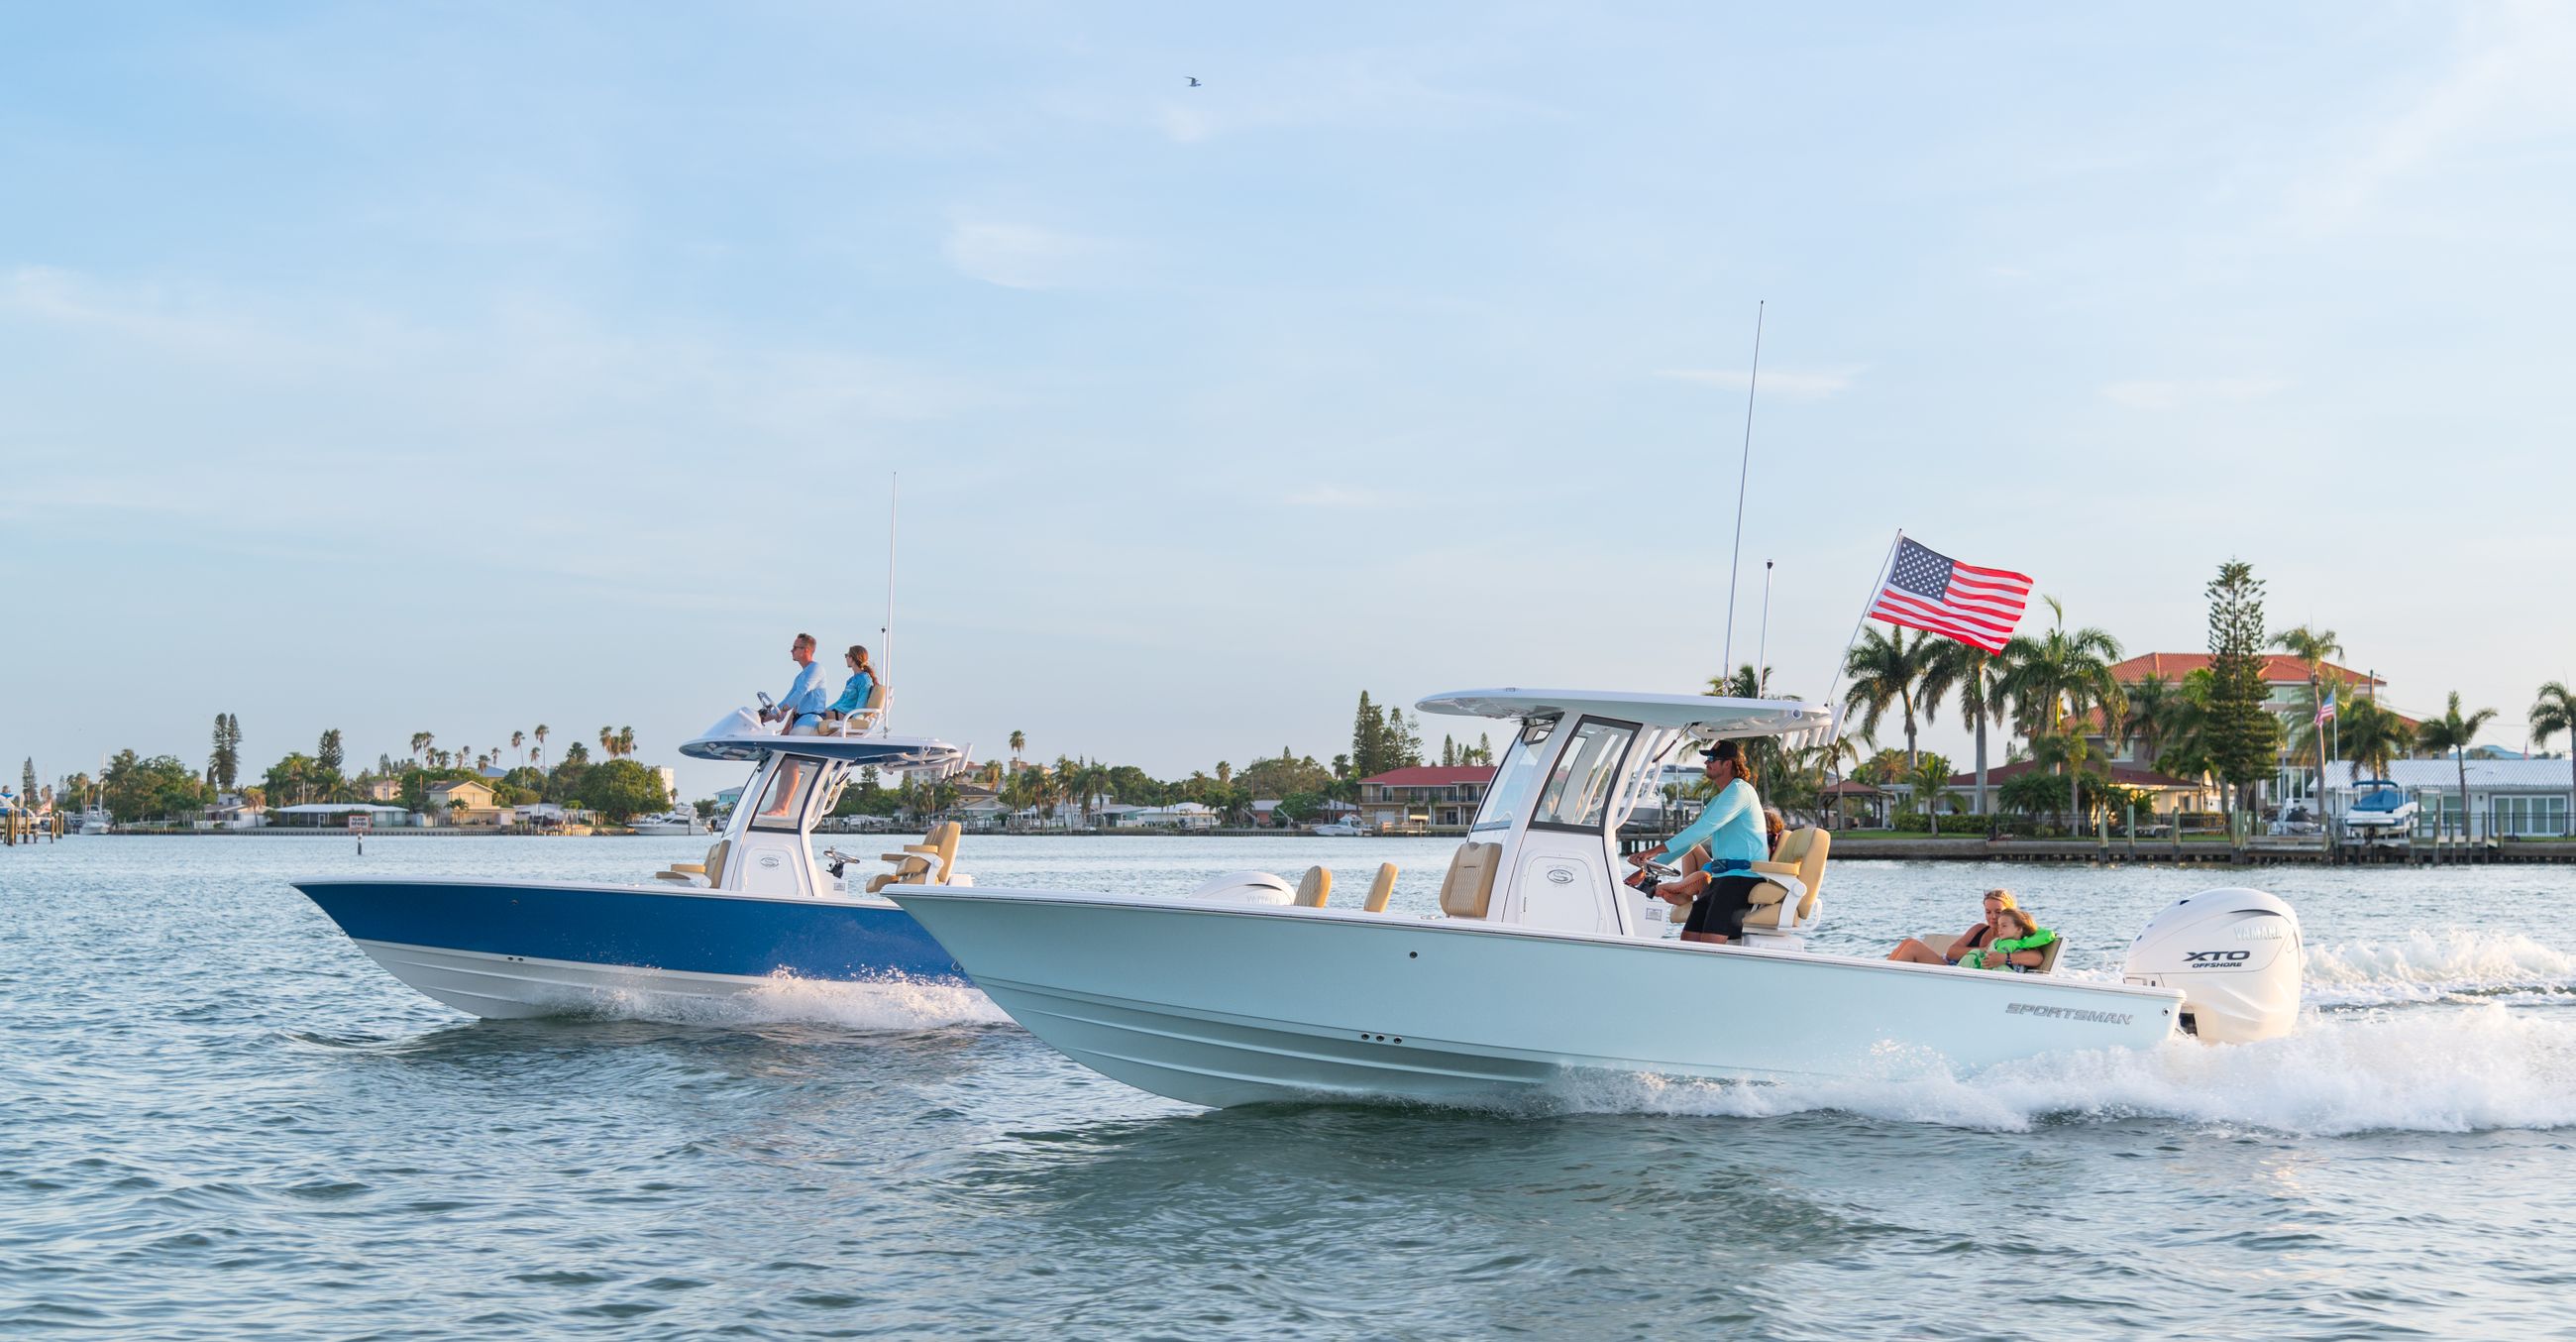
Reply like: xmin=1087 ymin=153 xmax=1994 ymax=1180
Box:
xmin=1009 ymin=730 xmax=1025 ymax=762
xmin=511 ymin=730 xmax=525 ymax=761
xmin=2337 ymin=697 xmax=2410 ymax=783
xmin=2122 ymin=680 xmax=2184 ymax=772
xmin=1842 ymin=627 xmax=1936 ymax=768
xmin=2272 ymin=625 xmax=2343 ymax=808
xmin=533 ymin=725 xmax=549 ymax=765
xmin=1907 ymin=751 xmax=1955 ymax=836
xmin=2530 ymin=682 xmax=2576 ymax=838
xmin=2415 ymin=692 xmax=2498 ymax=840
xmin=599 ymin=727 xmax=615 ymax=759
xmin=410 ymin=731 xmax=432 ymax=764
xmin=617 ymin=727 xmax=636 ymax=759
xmin=1918 ymin=643 xmax=2003 ymax=815
xmin=1997 ymin=597 xmax=2124 ymax=825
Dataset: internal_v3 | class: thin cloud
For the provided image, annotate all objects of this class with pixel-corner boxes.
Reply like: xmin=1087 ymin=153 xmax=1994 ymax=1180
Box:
xmin=1285 ymin=486 xmax=1391 ymax=508
xmin=1655 ymin=367 xmax=1860 ymax=400
xmin=941 ymin=220 xmax=1105 ymax=289
xmin=2101 ymin=378 xmax=2289 ymax=411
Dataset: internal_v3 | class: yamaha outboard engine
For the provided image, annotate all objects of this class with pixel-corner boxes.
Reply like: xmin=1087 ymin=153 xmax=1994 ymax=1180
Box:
xmin=2120 ymin=887 xmax=2304 ymax=1044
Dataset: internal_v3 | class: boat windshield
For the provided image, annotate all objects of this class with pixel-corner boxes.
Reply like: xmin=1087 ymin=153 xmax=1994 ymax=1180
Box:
xmin=1470 ymin=718 xmax=1558 ymax=834
xmin=748 ymin=755 xmax=823 ymax=832
xmin=2354 ymin=786 xmax=2403 ymax=812
xmin=1530 ymin=718 xmax=1638 ymax=832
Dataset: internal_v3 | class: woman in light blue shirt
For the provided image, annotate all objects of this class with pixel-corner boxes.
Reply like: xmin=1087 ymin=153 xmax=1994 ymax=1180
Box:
xmin=819 ymin=645 xmax=878 ymax=728
xmin=1625 ymin=738 xmax=1767 ymax=944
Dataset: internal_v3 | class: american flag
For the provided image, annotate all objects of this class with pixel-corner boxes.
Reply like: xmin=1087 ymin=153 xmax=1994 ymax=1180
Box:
xmin=1868 ymin=537 xmax=2033 ymax=654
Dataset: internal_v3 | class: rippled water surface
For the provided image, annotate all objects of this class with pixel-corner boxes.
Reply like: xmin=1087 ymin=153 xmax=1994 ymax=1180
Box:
xmin=6 ymin=836 xmax=2574 ymax=1338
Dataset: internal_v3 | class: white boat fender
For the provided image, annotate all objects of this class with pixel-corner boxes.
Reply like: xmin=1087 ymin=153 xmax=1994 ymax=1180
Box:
xmin=2119 ymin=887 xmax=2304 ymax=1045
xmin=1183 ymin=871 xmax=1297 ymax=907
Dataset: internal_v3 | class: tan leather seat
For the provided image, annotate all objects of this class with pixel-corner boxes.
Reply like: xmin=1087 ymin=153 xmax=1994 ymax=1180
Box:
xmin=2026 ymin=936 xmax=2065 ymax=975
xmin=1741 ymin=828 xmax=1829 ymax=931
xmin=657 ymin=839 xmax=731 ymax=887
xmin=835 ymin=681 xmax=892 ymax=736
xmin=867 ymin=822 xmax=959 ymax=893
xmin=1294 ymin=866 xmax=1332 ymax=908
xmin=1364 ymin=863 xmax=1398 ymax=913
xmin=1438 ymin=842 xmax=1502 ymax=919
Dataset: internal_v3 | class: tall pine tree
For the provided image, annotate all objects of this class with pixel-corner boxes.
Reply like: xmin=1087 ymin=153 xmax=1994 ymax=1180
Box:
xmin=2203 ymin=561 xmax=2282 ymax=827
xmin=317 ymin=727 xmax=344 ymax=777
xmin=1351 ymin=692 xmax=1385 ymax=778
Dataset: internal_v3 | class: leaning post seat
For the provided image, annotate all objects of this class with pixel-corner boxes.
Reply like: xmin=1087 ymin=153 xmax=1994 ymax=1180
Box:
xmin=655 ymin=839 xmax=731 ymax=887
xmin=866 ymin=822 xmax=961 ymax=894
xmin=834 ymin=682 xmax=892 ymax=736
xmin=1437 ymin=842 xmax=1502 ymax=919
xmin=1294 ymin=866 xmax=1333 ymax=908
xmin=1740 ymin=829 xmax=1830 ymax=932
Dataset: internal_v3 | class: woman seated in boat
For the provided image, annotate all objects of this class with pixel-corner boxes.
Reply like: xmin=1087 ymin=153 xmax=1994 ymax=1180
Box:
xmin=1955 ymin=907 xmax=2055 ymax=972
xmin=1624 ymin=739 xmax=1767 ymax=945
xmin=815 ymin=644 xmax=878 ymax=729
xmin=1886 ymin=888 xmax=2015 ymax=965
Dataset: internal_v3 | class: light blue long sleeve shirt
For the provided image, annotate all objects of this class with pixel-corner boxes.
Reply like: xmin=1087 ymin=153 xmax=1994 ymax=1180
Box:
xmin=1656 ymin=777 xmax=1767 ymax=869
xmin=826 ymin=670 xmax=876 ymax=715
xmin=780 ymin=660 xmax=829 ymax=722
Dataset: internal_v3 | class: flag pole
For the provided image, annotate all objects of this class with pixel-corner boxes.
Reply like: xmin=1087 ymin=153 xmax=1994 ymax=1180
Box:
xmin=1821 ymin=529 xmax=1904 ymax=744
xmin=1720 ymin=300 xmax=1765 ymax=678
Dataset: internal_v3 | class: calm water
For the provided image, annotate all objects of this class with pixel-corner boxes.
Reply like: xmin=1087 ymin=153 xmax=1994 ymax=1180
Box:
xmin=6 ymin=836 xmax=2574 ymax=1338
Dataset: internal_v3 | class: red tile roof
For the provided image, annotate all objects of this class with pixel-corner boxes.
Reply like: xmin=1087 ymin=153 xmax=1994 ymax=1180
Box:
xmin=2108 ymin=653 xmax=2383 ymax=687
xmin=1358 ymin=766 xmax=1497 ymax=787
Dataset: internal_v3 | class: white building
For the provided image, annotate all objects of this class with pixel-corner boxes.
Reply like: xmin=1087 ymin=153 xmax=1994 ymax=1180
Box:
xmin=2324 ymin=760 xmax=2573 ymax=839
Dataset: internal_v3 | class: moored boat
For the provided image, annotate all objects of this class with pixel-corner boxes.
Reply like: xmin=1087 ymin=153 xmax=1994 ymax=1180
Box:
xmin=892 ymin=689 xmax=2305 ymax=1109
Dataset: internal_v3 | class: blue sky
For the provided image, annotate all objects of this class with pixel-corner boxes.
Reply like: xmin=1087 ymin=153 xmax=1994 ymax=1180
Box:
xmin=4 ymin=3 xmax=2572 ymax=797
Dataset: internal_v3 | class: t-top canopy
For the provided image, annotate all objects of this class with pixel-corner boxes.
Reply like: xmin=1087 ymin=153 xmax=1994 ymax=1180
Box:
xmin=1416 ymin=688 xmax=1833 ymax=740
xmin=680 ymin=728 xmax=962 ymax=769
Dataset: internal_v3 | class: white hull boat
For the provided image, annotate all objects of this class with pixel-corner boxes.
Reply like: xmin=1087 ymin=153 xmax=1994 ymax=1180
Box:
xmin=628 ymin=811 xmax=704 ymax=836
xmin=894 ymin=689 xmax=2305 ymax=1109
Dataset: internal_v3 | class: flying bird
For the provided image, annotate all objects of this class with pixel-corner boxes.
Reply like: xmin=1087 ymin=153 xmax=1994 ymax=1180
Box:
xmin=1187 ymin=76 xmax=1201 ymax=87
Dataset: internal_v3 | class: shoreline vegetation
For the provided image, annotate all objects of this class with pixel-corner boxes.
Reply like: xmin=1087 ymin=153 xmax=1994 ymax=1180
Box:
xmin=12 ymin=562 xmax=2571 ymax=844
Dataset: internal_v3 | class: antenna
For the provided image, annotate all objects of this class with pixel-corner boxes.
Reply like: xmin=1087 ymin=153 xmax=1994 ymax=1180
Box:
xmin=1720 ymin=300 xmax=1765 ymax=676
xmin=1756 ymin=560 xmax=1773 ymax=697
xmin=881 ymin=473 xmax=898 ymax=734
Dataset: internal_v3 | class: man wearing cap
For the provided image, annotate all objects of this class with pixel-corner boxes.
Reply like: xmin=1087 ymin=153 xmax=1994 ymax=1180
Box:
xmin=1624 ymin=738 xmax=1768 ymax=945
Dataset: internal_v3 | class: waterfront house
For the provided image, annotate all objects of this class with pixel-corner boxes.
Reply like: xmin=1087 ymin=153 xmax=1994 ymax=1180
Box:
xmin=1939 ymin=758 xmax=2214 ymax=817
xmin=270 ymin=802 xmax=416 ymax=829
xmin=2323 ymin=760 xmax=2573 ymax=839
xmin=1357 ymin=765 xmax=1496 ymax=832
xmin=426 ymin=778 xmax=502 ymax=826
xmin=364 ymin=777 xmax=403 ymax=803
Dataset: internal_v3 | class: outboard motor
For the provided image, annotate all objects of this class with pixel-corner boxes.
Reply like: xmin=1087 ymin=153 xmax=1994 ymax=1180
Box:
xmin=2120 ymin=887 xmax=2304 ymax=1045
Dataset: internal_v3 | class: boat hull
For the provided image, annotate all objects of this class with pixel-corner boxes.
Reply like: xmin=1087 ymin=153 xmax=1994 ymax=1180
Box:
xmin=890 ymin=889 xmax=2185 ymax=1108
xmin=294 ymin=878 xmax=966 ymax=1019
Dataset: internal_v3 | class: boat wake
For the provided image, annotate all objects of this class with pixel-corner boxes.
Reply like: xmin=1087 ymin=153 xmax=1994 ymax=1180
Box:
xmin=1552 ymin=1003 xmax=2576 ymax=1136
xmin=2305 ymin=928 xmax=2576 ymax=1006
xmin=576 ymin=972 xmax=1010 ymax=1034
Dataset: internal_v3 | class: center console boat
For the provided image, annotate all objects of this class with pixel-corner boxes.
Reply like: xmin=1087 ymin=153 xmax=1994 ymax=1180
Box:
xmin=294 ymin=713 xmax=978 ymax=1018
xmin=890 ymin=689 xmax=2306 ymax=1108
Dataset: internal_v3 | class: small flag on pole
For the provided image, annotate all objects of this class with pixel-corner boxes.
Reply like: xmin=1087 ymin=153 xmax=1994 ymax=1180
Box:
xmin=1867 ymin=537 xmax=2033 ymax=654
xmin=2317 ymin=690 xmax=2336 ymax=725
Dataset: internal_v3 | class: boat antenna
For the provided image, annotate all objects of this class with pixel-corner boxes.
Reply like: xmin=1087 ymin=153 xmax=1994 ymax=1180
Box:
xmin=1755 ymin=559 xmax=1773 ymax=697
xmin=881 ymin=473 xmax=898 ymax=735
xmin=1720 ymin=300 xmax=1765 ymax=678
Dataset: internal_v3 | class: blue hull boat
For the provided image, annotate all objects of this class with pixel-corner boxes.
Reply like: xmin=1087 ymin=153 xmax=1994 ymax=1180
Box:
xmin=293 ymin=718 xmax=977 ymax=1020
xmin=294 ymin=877 xmax=965 ymax=1018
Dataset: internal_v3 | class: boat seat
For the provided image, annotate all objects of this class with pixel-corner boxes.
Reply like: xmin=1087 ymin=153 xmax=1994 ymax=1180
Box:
xmin=1294 ymin=865 xmax=1332 ymax=908
xmin=1437 ymin=842 xmax=1502 ymax=919
xmin=1364 ymin=862 xmax=1398 ymax=913
xmin=656 ymin=839 xmax=730 ymax=887
xmin=866 ymin=822 xmax=960 ymax=893
xmin=2025 ymin=936 xmax=2064 ymax=975
xmin=1741 ymin=828 xmax=1829 ymax=932
xmin=833 ymin=681 xmax=892 ymax=736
